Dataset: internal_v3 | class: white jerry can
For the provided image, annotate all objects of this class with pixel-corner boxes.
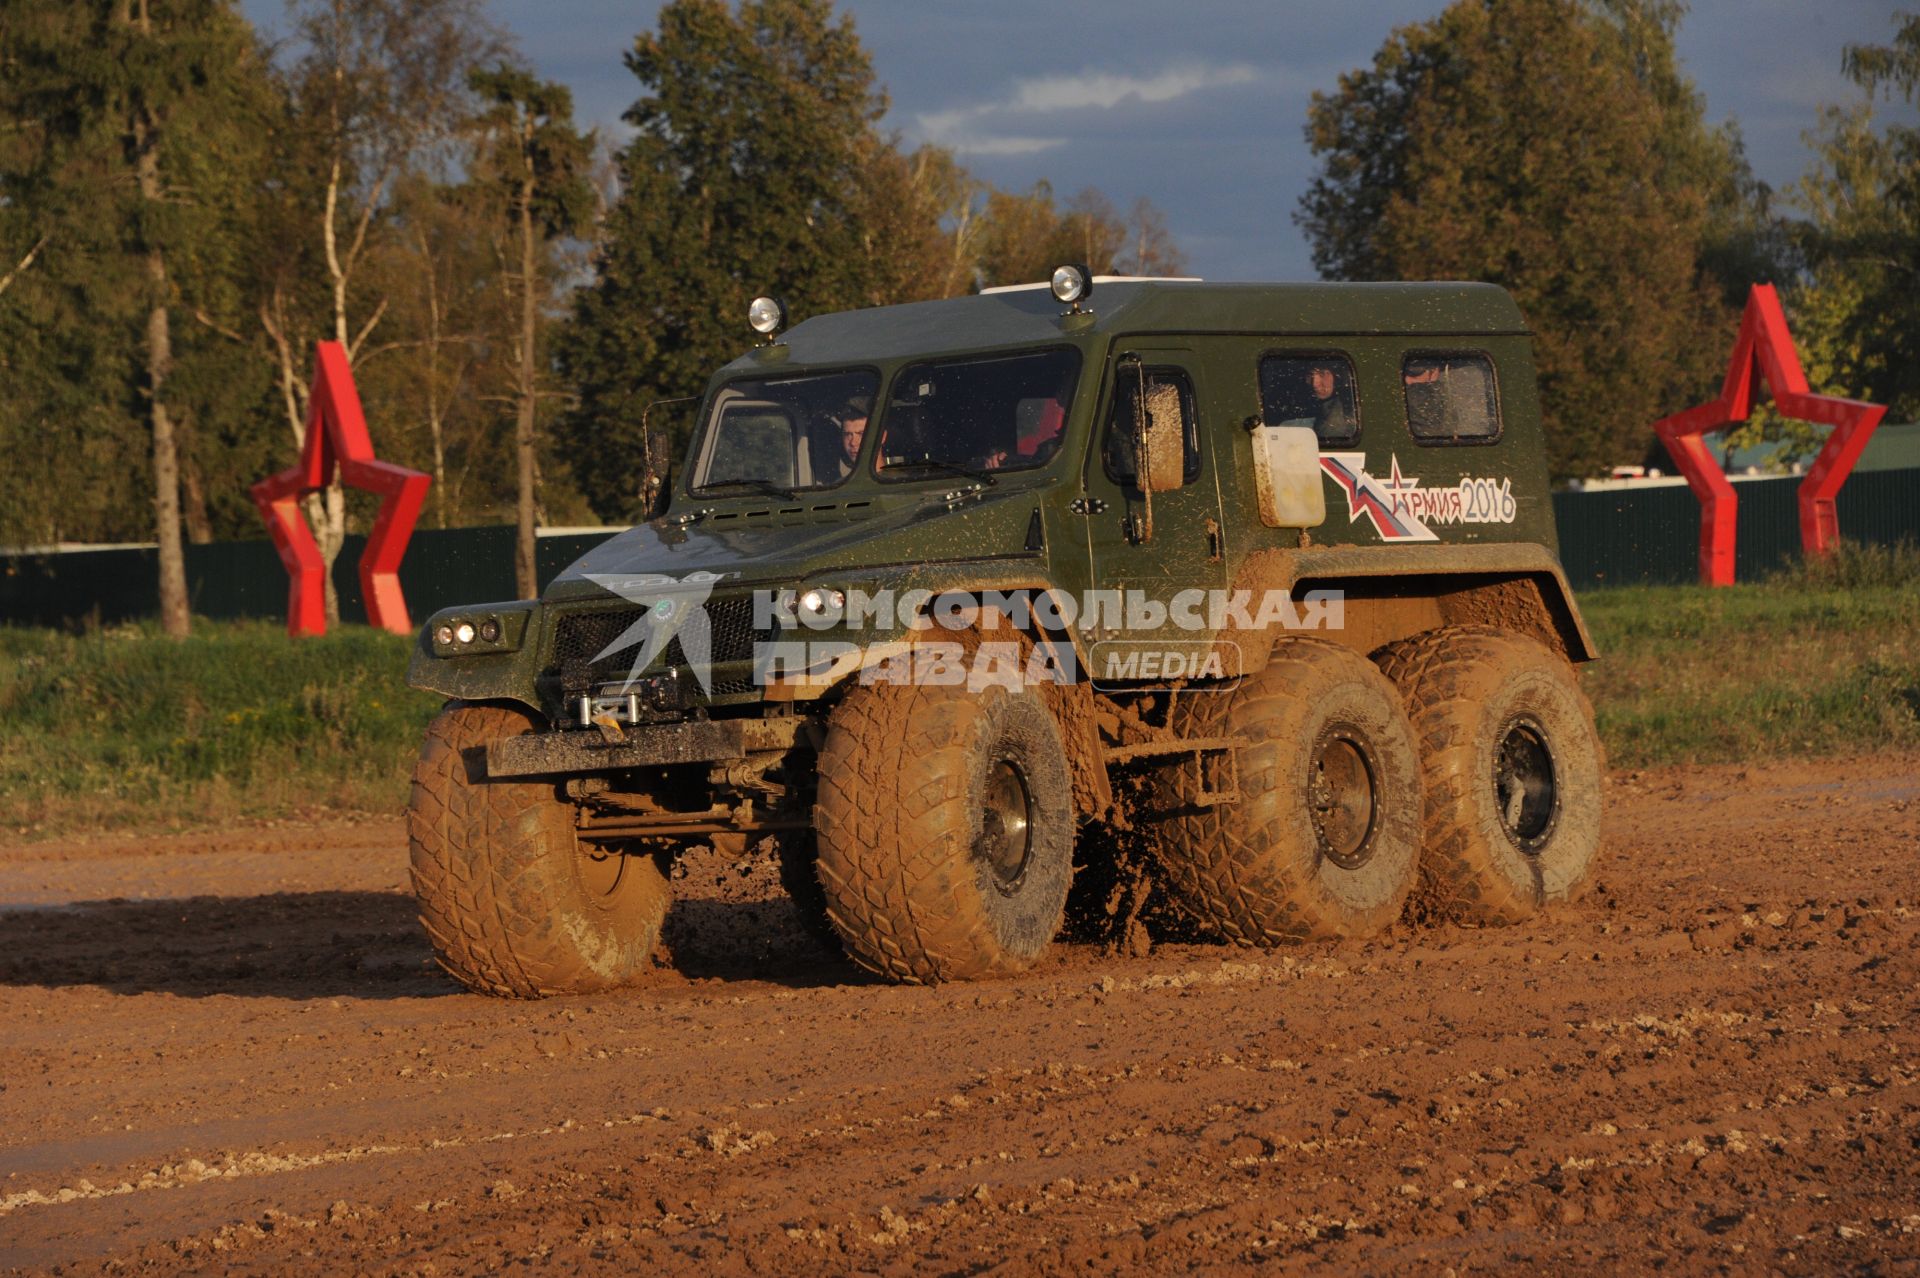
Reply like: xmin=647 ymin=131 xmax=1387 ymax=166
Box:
xmin=1249 ymin=424 xmax=1328 ymax=529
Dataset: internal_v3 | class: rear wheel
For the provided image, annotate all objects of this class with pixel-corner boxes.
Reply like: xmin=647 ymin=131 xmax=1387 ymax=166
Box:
xmin=407 ymin=701 xmax=671 ymax=997
xmin=1147 ymin=637 xmax=1423 ymax=942
xmin=1374 ymin=627 xmax=1604 ymax=924
xmin=813 ymin=676 xmax=1075 ymax=984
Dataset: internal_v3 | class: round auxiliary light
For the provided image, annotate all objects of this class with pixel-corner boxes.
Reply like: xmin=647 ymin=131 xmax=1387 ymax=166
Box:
xmin=435 ymin=623 xmax=455 ymax=646
xmin=748 ymin=295 xmax=787 ymax=337
xmin=1050 ymin=262 xmax=1092 ymax=307
xmin=454 ymin=621 xmax=476 ymax=645
xmin=479 ymin=617 xmax=501 ymax=644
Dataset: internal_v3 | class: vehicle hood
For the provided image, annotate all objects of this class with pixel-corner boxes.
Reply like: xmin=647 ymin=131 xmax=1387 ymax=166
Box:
xmin=543 ymin=486 xmax=1042 ymax=604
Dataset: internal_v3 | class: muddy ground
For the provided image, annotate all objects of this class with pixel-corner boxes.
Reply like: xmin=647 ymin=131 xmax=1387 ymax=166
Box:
xmin=1 ymin=753 xmax=1917 ymax=1275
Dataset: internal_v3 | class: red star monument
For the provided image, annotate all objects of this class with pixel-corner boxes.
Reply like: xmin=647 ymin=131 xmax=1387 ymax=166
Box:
xmin=1651 ymin=283 xmax=1886 ymax=586
xmin=250 ymin=341 xmax=431 ymax=636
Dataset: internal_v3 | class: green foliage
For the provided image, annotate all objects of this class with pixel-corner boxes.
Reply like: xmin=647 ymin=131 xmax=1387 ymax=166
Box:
xmin=558 ymin=0 xmax=900 ymax=520
xmin=0 ymin=621 xmax=439 ymax=834
xmin=1296 ymin=0 xmax=1779 ymax=482
xmin=1786 ymin=13 xmax=1920 ymax=423
xmin=1580 ymin=579 xmax=1920 ymax=766
xmin=467 ymin=64 xmax=594 ymax=242
xmin=975 ymin=183 xmax=1185 ymax=289
xmin=0 ymin=0 xmax=282 ymax=546
xmin=1767 ymin=537 xmax=1920 ymax=591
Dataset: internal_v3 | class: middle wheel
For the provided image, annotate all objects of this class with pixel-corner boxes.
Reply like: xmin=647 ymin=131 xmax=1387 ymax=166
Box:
xmin=813 ymin=675 xmax=1076 ymax=984
xmin=1147 ymin=637 xmax=1423 ymax=943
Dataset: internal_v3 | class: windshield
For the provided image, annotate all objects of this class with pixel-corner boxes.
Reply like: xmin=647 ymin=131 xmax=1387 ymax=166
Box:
xmin=876 ymin=348 xmax=1081 ymax=478
xmin=690 ymin=368 xmax=880 ymax=494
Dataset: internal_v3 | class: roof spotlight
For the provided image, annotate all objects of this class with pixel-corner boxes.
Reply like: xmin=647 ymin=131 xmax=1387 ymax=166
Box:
xmin=748 ymin=295 xmax=787 ymax=341
xmin=1050 ymin=263 xmax=1092 ymax=311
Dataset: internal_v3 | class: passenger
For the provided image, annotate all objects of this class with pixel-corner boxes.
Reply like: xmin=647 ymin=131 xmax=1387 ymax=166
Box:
xmin=985 ymin=399 xmax=1066 ymax=469
xmin=1307 ymin=361 xmax=1354 ymax=441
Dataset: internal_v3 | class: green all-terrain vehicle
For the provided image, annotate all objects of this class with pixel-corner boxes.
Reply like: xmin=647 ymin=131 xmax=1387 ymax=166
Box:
xmin=405 ymin=268 xmax=1602 ymax=996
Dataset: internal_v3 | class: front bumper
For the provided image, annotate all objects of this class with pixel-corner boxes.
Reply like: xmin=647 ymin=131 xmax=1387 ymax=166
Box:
xmin=486 ymin=717 xmax=804 ymax=779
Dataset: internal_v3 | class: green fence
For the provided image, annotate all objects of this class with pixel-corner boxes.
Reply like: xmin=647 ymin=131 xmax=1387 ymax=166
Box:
xmin=1551 ymin=467 xmax=1920 ymax=587
xmin=0 ymin=527 xmax=618 ymax=629
xmin=4 ymin=467 xmax=1917 ymax=627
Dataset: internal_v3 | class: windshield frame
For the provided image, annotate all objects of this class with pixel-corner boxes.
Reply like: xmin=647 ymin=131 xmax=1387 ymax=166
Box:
xmin=685 ymin=363 xmax=883 ymax=498
xmin=870 ymin=344 xmax=1086 ymax=486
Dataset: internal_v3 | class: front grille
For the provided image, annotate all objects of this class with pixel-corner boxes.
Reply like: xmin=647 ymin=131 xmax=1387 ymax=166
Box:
xmin=549 ymin=597 xmax=777 ymax=695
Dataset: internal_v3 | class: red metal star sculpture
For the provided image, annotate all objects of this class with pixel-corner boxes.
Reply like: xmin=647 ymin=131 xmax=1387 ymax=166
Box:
xmin=1652 ymin=284 xmax=1886 ymax=586
xmin=250 ymin=341 xmax=431 ymax=636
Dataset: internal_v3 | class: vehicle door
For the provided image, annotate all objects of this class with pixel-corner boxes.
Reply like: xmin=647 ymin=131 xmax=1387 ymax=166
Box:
xmin=1076 ymin=345 xmax=1231 ymax=679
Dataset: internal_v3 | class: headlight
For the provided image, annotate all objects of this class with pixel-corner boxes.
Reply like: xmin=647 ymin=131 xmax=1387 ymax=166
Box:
xmin=748 ymin=295 xmax=787 ymax=337
xmin=427 ymin=605 xmax=532 ymax=655
xmin=1050 ymin=262 xmax=1091 ymax=307
xmin=799 ymin=587 xmax=845 ymax=617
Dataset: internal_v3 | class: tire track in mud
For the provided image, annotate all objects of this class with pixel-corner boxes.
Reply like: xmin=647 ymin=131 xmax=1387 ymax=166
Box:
xmin=1 ymin=753 xmax=1917 ymax=1274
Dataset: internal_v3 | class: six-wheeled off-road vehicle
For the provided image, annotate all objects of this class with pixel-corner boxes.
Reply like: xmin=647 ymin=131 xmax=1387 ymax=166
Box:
xmin=406 ymin=269 xmax=1602 ymax=995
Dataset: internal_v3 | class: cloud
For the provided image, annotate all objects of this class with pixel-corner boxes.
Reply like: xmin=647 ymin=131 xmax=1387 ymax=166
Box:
xmin=913 ymin=59 xmax=1258 ymax=155
xmin=1010 ymin=64 xmax=1258 ymax=113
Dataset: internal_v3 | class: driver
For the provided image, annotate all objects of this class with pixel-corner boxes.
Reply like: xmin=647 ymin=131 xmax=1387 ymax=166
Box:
xmin=831 ymin=395 xmax=871 ymax=480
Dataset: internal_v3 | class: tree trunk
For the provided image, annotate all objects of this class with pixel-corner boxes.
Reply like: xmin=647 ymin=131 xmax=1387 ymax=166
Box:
xmin=129 ymin=0 xmax=187 ymax=637
xmin=144 ymin=249 xmax=190 ymax=637
xmin=514 ymin=164 xmax=539 ymax=600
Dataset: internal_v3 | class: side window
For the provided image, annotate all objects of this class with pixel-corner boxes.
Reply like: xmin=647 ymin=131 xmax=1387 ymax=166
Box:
xmin=1258 ymin=352 xmax=1360 ymax=447
xmin=1403 ymin=352 xmax=1501 ymax=443
xmin=1103 ymin=365 xmax=1201 ymax=486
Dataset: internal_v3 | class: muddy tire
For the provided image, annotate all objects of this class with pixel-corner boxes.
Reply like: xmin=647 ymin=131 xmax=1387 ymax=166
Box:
xmin=1375 ymin=627 xmax=1604 ymax=924
xmin=813 ymin=678 xmax=1075 ymax=984
xmin=407 ymin=701 xmax=671 ymax=997
xmin=1147 ymin=637 xmax=1422 ymax=942
xmin=773 ymin=831 xmax=842 ymax=953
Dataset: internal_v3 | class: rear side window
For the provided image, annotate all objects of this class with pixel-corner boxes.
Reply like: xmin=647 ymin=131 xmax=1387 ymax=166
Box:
xmin=1258 ymin=352 xmax=1360 ymax=447
xmin=1403 ymin=352 xmax=1500 ymax=443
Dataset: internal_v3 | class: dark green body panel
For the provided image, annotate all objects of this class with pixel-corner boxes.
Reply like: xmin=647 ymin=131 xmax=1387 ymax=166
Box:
xmin=409 ymin=280 xmax=1587 ymax=716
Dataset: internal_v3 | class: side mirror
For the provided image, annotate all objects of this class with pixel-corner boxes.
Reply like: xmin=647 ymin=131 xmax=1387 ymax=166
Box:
xmin=640 ymin=432 xmax=674 ymax=519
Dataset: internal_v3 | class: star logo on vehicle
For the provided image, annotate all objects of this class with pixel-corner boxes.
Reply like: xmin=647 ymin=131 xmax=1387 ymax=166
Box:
xmin=580 ymin=570 xmax=726 ymax=694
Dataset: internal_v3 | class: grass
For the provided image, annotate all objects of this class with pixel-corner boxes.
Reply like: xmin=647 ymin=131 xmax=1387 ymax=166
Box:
xmin=1580 ymin=541 xmax=1920 ymax=767
xmin=0 ymin=620 xmax=441 ymax=838
xmin=2 ymin=545 xmax=1916 ymax=836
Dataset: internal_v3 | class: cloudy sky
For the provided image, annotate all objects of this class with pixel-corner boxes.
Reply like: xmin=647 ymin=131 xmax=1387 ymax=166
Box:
xmin=243 ymin=0 xmax=1915 ymax=282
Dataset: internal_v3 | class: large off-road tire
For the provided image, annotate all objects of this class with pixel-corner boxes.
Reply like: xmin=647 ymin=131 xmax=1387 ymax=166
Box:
xmin=1147 ymin=637 xmax=1423 ymax=943
xmin=1374 ymin=627 xmax=1604 ymax=924
xmin=813 ymin=678 xmax=1075 ymax=984
xmin=407 ymin=701 xmax=671 ymax=997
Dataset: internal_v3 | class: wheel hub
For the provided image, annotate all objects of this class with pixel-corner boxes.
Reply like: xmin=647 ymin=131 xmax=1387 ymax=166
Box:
xmin=1494 ymin=715 xmax=1559 ymax=853
xmin=577 ymin=842 xmax=630 ymax=903
xmin=1310 ymin=726 xmax=1378 ymax=871
xmin=976 ymin=759 xmax=1034 ymax=894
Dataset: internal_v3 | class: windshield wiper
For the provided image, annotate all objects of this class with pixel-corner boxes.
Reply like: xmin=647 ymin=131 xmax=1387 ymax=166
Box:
xmin=887 ymin=458 xmax=997 ymax=486
xmin=698 ymin=478 xmax=799 ymax=500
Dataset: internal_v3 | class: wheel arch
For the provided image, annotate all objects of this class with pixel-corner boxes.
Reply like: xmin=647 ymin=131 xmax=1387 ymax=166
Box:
xmin=1228 ymin=544 xmax=1596 ymax=672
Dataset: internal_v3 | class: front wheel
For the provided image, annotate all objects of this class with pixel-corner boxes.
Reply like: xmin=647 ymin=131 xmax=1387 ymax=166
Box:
xmin=407 ymin=701 xmax=671 ymax=997
xmin=813 ymin=676 xmax=1075 ymax=984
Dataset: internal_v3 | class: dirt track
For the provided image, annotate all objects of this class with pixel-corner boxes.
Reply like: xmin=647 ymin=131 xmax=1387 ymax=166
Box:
xmin=2 ymin=753 xmax=1917 ymax=1275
